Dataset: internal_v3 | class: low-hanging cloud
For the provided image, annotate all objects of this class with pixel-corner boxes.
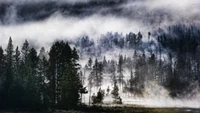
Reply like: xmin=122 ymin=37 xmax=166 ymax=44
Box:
xmin=0 ymin=0 xmax=200 ymax=48
xmin=0 ymin=13 xmax=148 ymax=50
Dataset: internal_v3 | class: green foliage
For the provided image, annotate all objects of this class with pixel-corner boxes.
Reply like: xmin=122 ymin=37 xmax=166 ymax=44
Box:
xmin=3 ymin=37 xmax=15 ymax=108
xmin=0 ymin=38 xmax=83 ymax=110
xmin=60 ymin=65 xmax=81 ymax=109
xmin=48 ymin=41 xmax=83 ymax=109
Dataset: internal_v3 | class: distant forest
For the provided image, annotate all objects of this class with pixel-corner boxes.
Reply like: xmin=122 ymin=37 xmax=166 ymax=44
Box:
xmin=0 ymin=25 xmax=200 ymax=110
xmin=79 ymin=25 xmax=200 ymax=100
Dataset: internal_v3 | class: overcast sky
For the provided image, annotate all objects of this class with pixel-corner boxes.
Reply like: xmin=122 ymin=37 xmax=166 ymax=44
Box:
xmin=0 ymin=0 xmax=199 ymax=49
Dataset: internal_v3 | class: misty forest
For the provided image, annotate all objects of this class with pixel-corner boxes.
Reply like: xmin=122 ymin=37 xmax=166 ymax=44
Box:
xmin=0 ymin=0 xmax=200 ymax=112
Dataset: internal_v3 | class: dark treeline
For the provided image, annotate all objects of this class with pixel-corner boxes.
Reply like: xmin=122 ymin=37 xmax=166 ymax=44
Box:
xmin=0 ymin=38 xmax=87 ymax=110
xmin=82 ymin=25 xmax=200 ymax=99
xmin=157 ymin=25 xmax=200 ymax=97
xmin=1 ymin=24 xmax=200 ymax=110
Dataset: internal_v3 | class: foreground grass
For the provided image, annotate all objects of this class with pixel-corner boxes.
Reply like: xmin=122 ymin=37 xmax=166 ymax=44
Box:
xmin=57 ymin=107 xmax=200 ymax=113
xmin=47 ymin=107 xmax=200 ymax=113
xmin=1 ymin=107 xmax=200 ymax=113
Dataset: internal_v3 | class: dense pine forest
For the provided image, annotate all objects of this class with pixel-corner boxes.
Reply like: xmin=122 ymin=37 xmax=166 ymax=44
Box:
xmin=0 ymin=38 xmax=88 ymax=110
xmin=79 ymin=25 xmax=200 ymax=101
xmin=0 ymin=25 xmax=200 ymax=110
xmin=1 ymin=0 xmax=200 ymax=112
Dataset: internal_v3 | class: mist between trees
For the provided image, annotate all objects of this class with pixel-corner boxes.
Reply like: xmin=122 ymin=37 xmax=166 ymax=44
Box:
xmin=79 ymin=24 xmax=200 ymax=107
xmin=0 ymin=24 xmax=200 ymax=110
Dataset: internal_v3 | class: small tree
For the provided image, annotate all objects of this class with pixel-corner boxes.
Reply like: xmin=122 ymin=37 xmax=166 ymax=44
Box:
xmin=88 ymin=57 xmax=93 ymax=69
xmin=91 ymin=89 xmax=104 ymax=105
xmin=106 ymin=86 xmax=110 ymax=96
xmin=111 ymin=81 xmax=122 ymax=104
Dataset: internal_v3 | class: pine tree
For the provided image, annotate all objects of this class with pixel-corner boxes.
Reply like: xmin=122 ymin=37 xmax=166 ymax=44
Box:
xmin=129 ymin=70 xmax=134 ymax=93
xmin=91 ymin=88 xmax=105 ymax=104
xmin=89 ymin=59 xmax=103 ymax=88
xmin=0 ymin=46 xmax=4 ymax=108
xmin=4 ymin=37 xmax=15 ymax=107
xmin=0 ymin=46 xmax=4 ymax=79
xmin=48 ymin=42 xmax=57 ymax=106
xmin=118 ymin=55 xmax=124 ymax=89
xmin=79 ymin=71 xmax=88 ymax=104
xmin=148 ymin=53 xmax=156 ymax=81
xmin=134 ymin=54 xmax=146 ymax=96
xmin=14 ymin=46 xmax=21 ymax=80
xmin=87 ymin=57 xmax=93 ymax=69
xmin=60 ymin=47 xmax=82 ymax=109
xmin=37 ymin=54 xmax=49 ymax=108
xmin=103 ymin=56 xmax=107 ymax=72
xmin=111 ymin=81 xmax=122 ymax=104
xmin=98 ymin=62 xmax=103 ymax=87
xmin=60 ymin=64 xmax=81 ymax=109
xmin=48 ymin=41 xmax=71 ymax=106
xmin=26 ymin=47 xmax=40 ymax=109
xmin=13 ymin=46 xmax=24 ymax=108
xmin=88 ymin=71 xmax=94 ymax=106
xmin=110 ymin=60 xmax=116 ymax=84
xmin=106 ymin=86 xmax=110 ymax=96
xmin=49 ymin=41 xmax=82 ymax=108
xmin=21 ymin=40 xmax=30 ymax=82
xmin=21 ymin=40 xmax=29 ymax=62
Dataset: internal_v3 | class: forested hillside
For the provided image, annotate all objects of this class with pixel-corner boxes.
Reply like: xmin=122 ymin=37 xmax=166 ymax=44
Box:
xmin=0 ymin=25 xmax=200 ymax=109
xmin=0 ymin=0 xmax=200 ymax=111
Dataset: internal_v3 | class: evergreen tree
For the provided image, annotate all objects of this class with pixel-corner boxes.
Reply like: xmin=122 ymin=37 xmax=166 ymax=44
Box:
xmin=49 ymin=41 xmax=82 ymax=109
xmin=14 ymin=46 xmax=21 ymax=80
xmin=88 ymin=71 xmax=94 ymax=106
xmin=98 ymin=62 xmax=103 ymax=87
xmin=13 ymin=46 xmax=24 ymax=108
xmin=106 ymin=86 xmax=110 ymax=96
xmin=0 ymin=46 xmax=4 ymax=81
xmin=0 ymin=46 xmax=4 ymax=108
xmin=79 ymin=70 xmax=88 ymax=104
xmin=118 ymin=55 xmax=124 ymax=89
xmin=48 ymin=41 xmax=71 ymax=106
xmin=148 ymin=53 xmax=156 ymax=81
xmin=111 ymin=81 xmax=122 ymax=104
xmin=129 ymin=70 xmax=134 ymax=93
xmin=60 ymin=64 xmax=81 ymax=109
xmin=26 ymin=47 xmax=40 ymax=109
xmin=21 ymin=40 xmax=29 ymax=62
xmin=21 ymin=40 xmax=30 ymax=82
xmin=91 ymin=88 xmax=105 ymax=104
xmin=89 ymin=59 xmax=103 ymax=88
xmin=4 ymin=37 xmax=15 ymax=107
xmin=87 ymin=57 xmax=93 ymax=69
xmin=103 ymin=56 xmax=107 ymax=72
xmin=37 ymin=47 xmax=50 ymax=108
xmin=60 ymin=47 xmax=82 ymax=109
xmin=110 ymin=60 xmax=116 ymax=84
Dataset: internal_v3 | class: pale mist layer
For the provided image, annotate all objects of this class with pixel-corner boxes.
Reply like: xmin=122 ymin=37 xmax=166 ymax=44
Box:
xmin=0 ymin=0 xmax=200 ymax=108
xmin=80 ymin=50 xmax=200 ymax=108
